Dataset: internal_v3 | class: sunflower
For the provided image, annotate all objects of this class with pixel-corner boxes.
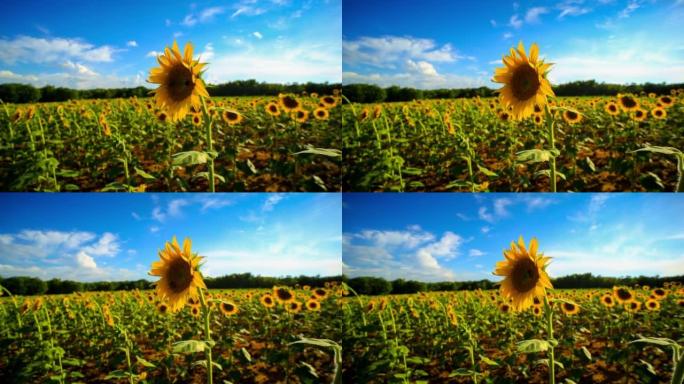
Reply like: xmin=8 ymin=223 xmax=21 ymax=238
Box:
xmin=492 ymin=42 xmax=554 ymax=120
xmin=358 ymin=108 xmax=370 ymax=121
xmin=190 ymin=305 xmax=201 ymax=317
xmin=279 ymin=95 xmax=301 ymax=112
xmin=294 ymin=109 xmax=309 ymax=123
xmin=187 ymin=296 xmax=200 ymax=306
xmin=632 ymin=108 xmax=647 ymax=122
xmin=613 ymin=287 xmax=633 ymax=303
xmin=102 ymin=122 xmax=111 ymax=136
xmin=260 ymin=293 xmax=276 ymax=308
xmin=222 ymin=110 xmax=244 ymax=126
xmin=659 ymin=95 xmax=674 ymax=107
xmin=313 ymin=107 xmax=329 ymax=120
xmin=532 ymin=296 xmax=543 ymax=307
xmin=533 ymin=114 xmax=544 ymax=125
xmin=286 ymin=301 xmax=302 ymax=313
xmin=562 ymin=110 xmax=582 ymax=124
xmin=499 ymin=303 xmax=511 ymax=313
xmin=652 ymin=288 xmax=667 ymax=300
xmin=148 ymin=41 xmax=209 ymax=122
xmin=11 ymin=109 xmax=22 ymax=122
xmin=219 ymin=301 xmax=239 ymax=316
xmin=191 ymin=113 xmax=202 ymax=126
xmin=677 ymin=299 xmax=684 ymax=307
xmin=493 ymin=236 xmax=553 ymax=311
xmin=313 ymin=288 xmax=328 ymax=300
xmin=274 ymin=286 xmax=295 ymax=304
xmin=645 ymin=299 xmax=660 ymax=311
xmin=156 ymin=111 xmax=168 ymax=123
xmin=157 ymin=303 xmax=169 ymax=314
xmin=604 ymin=102 xmax=619 ymax=116
xmin=625 ymin=300 xmax=641 ymax=313
xmin=265 ymin=102 xmax=280 ymax=116
xmin=532 ymin=305 xmax=543 ymax=317
xmin=560 ymin=302 xmax=580 ymax=315
xmin=149 ymin=236 xmax=206 ymax=313
xmin=498 ymin=111 xmax=511 ymax=121
xmin=600 ymin=294 xmax=615 ymax=307
xmin=305 ymin=299 xmax=321 ymax=311
xmin=617 ymin=94 xmax=639 ymax=112
xmin=651 ymin=107 xmax=666 ymax=120
xmin=320 ymin=95 xmax=338 ymax=108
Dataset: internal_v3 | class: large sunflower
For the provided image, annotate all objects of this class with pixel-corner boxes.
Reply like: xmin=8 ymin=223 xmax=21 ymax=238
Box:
xmin=493 ymin=236 xmax=553 ymax=311
xmin=493 ymin=42 xmax=554 ymax=120
xmin=148 ymin=41 xmax=210 ymax=122
xmin=149 ymin=236 xmax=206 ymax=312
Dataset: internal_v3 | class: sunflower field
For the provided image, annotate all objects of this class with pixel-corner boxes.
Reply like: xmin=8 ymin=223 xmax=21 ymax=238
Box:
xmin=341 ymin=283 xmax=684 ymax=384
xmin=0 ymin=285 xmax=344 ymax=383
xmin=0 ymin=93 xmax=341 ymax=192
xmin=342 ymin=92 xmax=684 ymax=192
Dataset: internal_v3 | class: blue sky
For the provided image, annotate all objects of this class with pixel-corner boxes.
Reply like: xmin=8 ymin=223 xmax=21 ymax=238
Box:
xmin=343 ymin=193 xmax=684 ymax=282
xmin=0 ymin=193 xmax=341 ymax=282
xmin=0 ymin=0 xmax=341 ymax=89
xmin=343 ymin=0 xmax=684 ymax=89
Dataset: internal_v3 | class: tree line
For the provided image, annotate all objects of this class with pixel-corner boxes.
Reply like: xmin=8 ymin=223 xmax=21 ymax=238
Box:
xmin=342 ymin=80 xmax=684 ymax=104
xmin=344 ymin=273 xmax=684 ymax=296
xmin=0 ymin=273 xmax=342 ymax=296
xmin=0 ymin=80 xmax=341 ymax=104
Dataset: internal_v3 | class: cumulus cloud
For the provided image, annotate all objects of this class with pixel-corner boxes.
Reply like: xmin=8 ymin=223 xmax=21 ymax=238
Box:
xmin=525 ymin=7 xmax=549 ymax=23
xmin=343 ymin=36 xmax=465 ymax=68
xmin=126 ymin=40 xmax=138 ymax=47
xmin=252 ymin=31 xmax=263 ymax=39
xmin=0 ymin=35 xmax=117 ymax=65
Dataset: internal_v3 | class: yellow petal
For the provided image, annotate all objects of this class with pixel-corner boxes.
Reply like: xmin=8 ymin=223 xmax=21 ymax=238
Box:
xmin=516 ymin=41 xmax=527 ymax=61
xmin=529 ymin=43 xmax=539 ymax=63
xmin=529 ymin=238 xmax=538 ymax=257
xmin=184 ymin=41 xmax=194 ymax=64
xmin=183 ymin=237 xmax=192 ymax=257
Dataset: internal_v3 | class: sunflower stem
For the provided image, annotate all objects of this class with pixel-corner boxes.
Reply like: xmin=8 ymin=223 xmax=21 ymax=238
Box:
xmin=676 ymin=155 xmax=684 ymax=193
xmin=200 ymin=97 xmax=216 ymax=192
xmin=545 ymin=105 xmax=557 ymax=192
xmin=198 ymin=288 xmax=213 ymax=384
xmin=544 ymin=296 xmax=556 ymax=384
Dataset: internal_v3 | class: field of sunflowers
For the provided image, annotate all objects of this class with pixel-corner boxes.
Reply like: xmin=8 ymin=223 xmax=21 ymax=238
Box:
xmin=0 ymin=285 xmax=344 ymax=383
xmin=343 ymin=92 xmax=684 ymax=192
xmin=0 ymin=93 xmax=341 ymax=192
xmin=342 ymin=284 xmax=684 ymax=384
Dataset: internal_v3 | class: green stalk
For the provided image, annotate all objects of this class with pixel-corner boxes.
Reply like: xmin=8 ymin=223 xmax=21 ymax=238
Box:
xmin=198 ymin=288 xmax=214 ymax=384
xmin=544 ymin=296 xmax=556 ymax=384
xmin=200 ymin=97 xmax=216 ymax=192
xmin=676 ymin=155 xmax=684 ymax=193
xmin=545 ymin=106 xmax=557 ymax=192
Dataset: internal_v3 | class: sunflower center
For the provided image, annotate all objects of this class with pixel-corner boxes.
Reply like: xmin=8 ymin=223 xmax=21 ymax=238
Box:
xmin=167 ymin=258 xmax=193 ymax=294
xmin=616 ymin=289 xmax=631 ymax=300
xmin=276 ymin=288 xmax=293 ymax=301
xmin=511 ymin=64 xmax=540 ymax=101
xmin=166 ymin=65 xmax=195 ymax=102
xmin=564 ymin=303 xmax=575 ymax=311
xmin=226 ymin=111 xmax=238 ymax=121
xmin=282 ymin=96 xmax=299 ymax=109
xmin=511 ymin=258 xmax=539 ymax=293
xmin=621 ymin=96 xmax=637 ymax=108
xmin=566 ymin=111 xmax=578 ymax=120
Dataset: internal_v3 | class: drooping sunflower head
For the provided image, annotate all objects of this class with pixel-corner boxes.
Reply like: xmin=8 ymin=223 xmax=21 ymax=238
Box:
xmin=493 ymin=42 xmax=554 ymax=120
xmin=219 ymin=301 xmax=239 ymax=316
xmin=493 ymin=236 xmax=553 ymax=311
xmin=149 ymin=236 xmax=206 ymax=313
xmin=562 ymin=109 xmax=582 ymax=124
xmin=605 ymin=102 xmax=620 ymax=116
xmin=651 ymin=107 xmax=666 ymax=120
xmin=306 ymin=299 xmax=321 ymax=311
xmin=148 ymin=41 xmax=209 ymax=122
xmin=560 ymin=301 xmax=580 ymax=315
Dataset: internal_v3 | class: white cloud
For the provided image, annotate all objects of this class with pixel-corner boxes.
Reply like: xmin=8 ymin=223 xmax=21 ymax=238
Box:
xmin=126 ymin=40 xmax=138 ymax=47
xmin=481 ymin=226 xmax=491 ymax=234
xmin=0 ymin=69 xmax=145 ymax=89
xmin=343 ymin=36 xmax=464 ymax=68
xmin=200 ymin=43 xmax=215 ymax=61
xmin=478 ymin=206 xmax=494 ymax=223
xmin=149 ymin=226 xmax=160 ymax=233
xmin=0 ymin=35 xmax=117 ymax=65
xmin=199 ymin=6 xmax=225 ymax=22
xmin=61 ymin=60 xmax=98 ymax=76
xmin=181 ymin=14 xmax=198 ymax=27
xmin=557 ymin=1 xmax=591 ymax=19
xmin=263 ymin=194 xmax=285 ymax=212
xmin=503 ymin=32 xmax=514 ymax=40
xmin=82 ymin=232 xmax=119 ymax=257
xmin=509 ymin=14 xmax=523 ymax=28
xmin=618 ymin=0 xmax=640 ymax=18
xmin=75 ymin=251 xmax=97 ymax=269
xmin=131 ymin=212 xmax=141 ymax=220
xmin=253 ymin=31 xmax=263 ymax=39
xmin=146 ymin=50 xmax=160 ymax=58
xmin=406 ymin=59 xmax=438 ymax=76
xmin=343 ymin=71 xmax=486 ymax=90
xmin=490 ymin=19 xmax=497 ymax=27
xmin=469 ymin=249 xmax=486 ymax=257
xmin=525 ymin=7 xmax=549 ymax=23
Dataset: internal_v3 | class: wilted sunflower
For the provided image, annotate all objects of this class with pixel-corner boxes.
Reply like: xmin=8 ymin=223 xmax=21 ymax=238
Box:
xmin=260 ymin=293 xmax=276 ymax=308
xmin=265 ymin=102 xmax=281 ymax=116
xmin=560 ymin=302 xmax=580 ymax=315
xmin=279 ymin=95 xmax=301 ymax=112
xmin=651 ymin=107 xmax=666 ymax=120
xmin=562 ymin=110 xmax=582 ymax=124
xmin=305 ymin=299 xmax=321 ymax=311
xmin=659 ymin=95 xmax=674 ymax=107
xmin=632 ymin=108 xmax=647 ymax=122
xmin=219 ymin=301 xmax=239 ymax=316
xmin=313 ymin=107 xmax=329 ymax=120
xmin=604 ymin=102 xmax=620 ymax=116
xmin=274 ymin=286 xmax=295 ymax=304
xmin=613 ymin=287 xmax=633 ymax=303
xmin=600 ymin=294 xmax=615 ymax=307
xmin=222 ymin=110 xmax=244 ymax=126
xmin=617 ymin=94 xmax=639 ymax=112
xmin=148 ymin=41 xmax=209 ymax=122
xmin=492 ymin=42 xmax=554 ymax=120
xmin=149 ymin=236 xmax=206 ymax=313
xmin=645 ymin=299 xmax=660 ymax=311
xmin=493 ymin=236 xmax=553 ymax=311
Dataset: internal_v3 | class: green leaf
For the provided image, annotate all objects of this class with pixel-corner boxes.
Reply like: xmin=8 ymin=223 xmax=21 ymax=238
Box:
xmin=172 ymin=340 xmax=210 ymax=354
xmin=534 ymin=169 xmax=566 ymax=181
xmin=630 ymin=337 xmax=677 ymax=348
xmin=293 ymin=147 xmax=342 ymax=157
xmin=134 ymin=167 xmax=156 ymax=181
xmin=632 ymin=146 xmax=682 ymax=156
xmin=585 ymin=157 xmax=596 ymax=172
xmin=516 ymin=149 xmax=559 ymax=164
xmin=477 ymin=164 xmax=498 ymax=177
xmin=639 ymin=359 xmax=657 ymax=375
xmin=402 ymin=167 xmax=424 ymax=176
xmin=104 ymin=370 xmax=130 ymax=380
xmin=517 ymin=339 xmax=550 ymax=353
xmin=580 ymin=346 xmax=592 ymax=361
xmin=246 ymin=159 xmax=258 ymax=174
xmin=172 ymin=151 xmax=211 ymax=166
xmin=63 ymin=184 xmax=80 ymax=191
xmin=240 ymin=347 xmax=252 ymax=363
xmin=479 ymin=355 xmax=499 ymax=366
xmin=136 ymin=356 xmax=156 ymax=368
